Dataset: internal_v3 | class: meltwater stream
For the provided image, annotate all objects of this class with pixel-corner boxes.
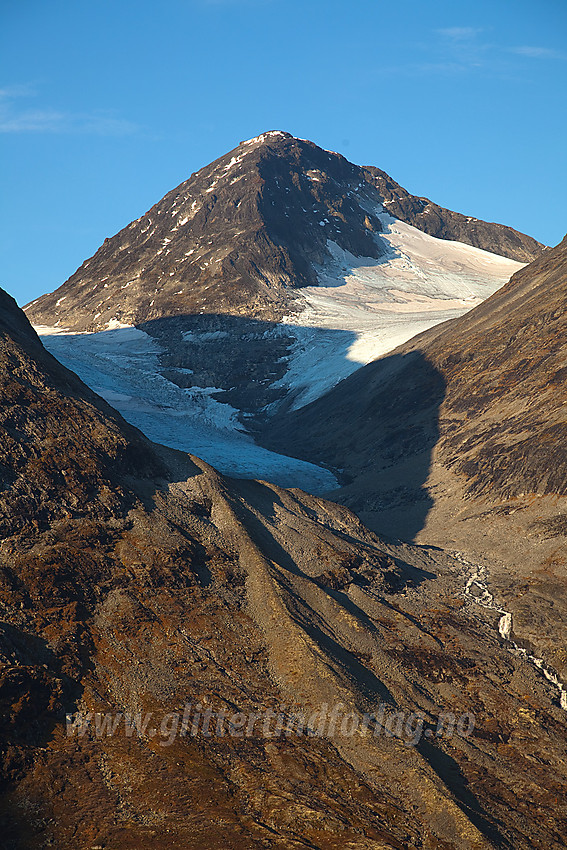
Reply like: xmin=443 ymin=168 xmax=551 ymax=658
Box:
xmin=452 ymin=552 xmax=567 ymax=712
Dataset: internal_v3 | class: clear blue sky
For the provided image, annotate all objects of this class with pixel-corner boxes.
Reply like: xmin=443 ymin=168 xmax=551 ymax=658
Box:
xmin=2 ymin=0 xmax=566 ymax=306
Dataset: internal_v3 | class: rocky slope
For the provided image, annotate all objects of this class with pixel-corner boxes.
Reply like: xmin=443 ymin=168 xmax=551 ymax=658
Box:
xmin=363 ymin=166 xmax=543 ymax=263
xmin=260 ymin=235 xmax=567 ymax=682
xmin=3 ymin=288 xmax=567 ymax=848
xmin=25 ymin=131 xmax=543 ymax=334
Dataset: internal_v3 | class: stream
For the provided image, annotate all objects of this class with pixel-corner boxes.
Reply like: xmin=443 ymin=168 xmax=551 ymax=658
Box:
xmin=452 ymin=552 xmax=567 ymax=712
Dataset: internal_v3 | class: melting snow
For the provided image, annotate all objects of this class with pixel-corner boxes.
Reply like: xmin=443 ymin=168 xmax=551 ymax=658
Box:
xmin=105 ymin=318 xmax=131 ymax=330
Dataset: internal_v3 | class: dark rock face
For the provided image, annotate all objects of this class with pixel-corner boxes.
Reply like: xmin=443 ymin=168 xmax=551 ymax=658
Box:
xmin=140 ymin=313 xmax=297 ymax=413
xmin=363 ymin=165 xmax=544 ymax=262
xmin=3 ymin=290 xmax=567 ymax=847
xmin=25 ymin=132 xmax=543 ymax=333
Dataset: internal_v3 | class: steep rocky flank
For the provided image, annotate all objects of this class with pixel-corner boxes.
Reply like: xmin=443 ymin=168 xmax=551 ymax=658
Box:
xmin=416 ymin=232 xmax=567 ymax=500
xmin=260 ymin=236 xmax=567 ymax=681
xmin=25 ymin=132 xmax=543 ymax=333
xmin=3 ymin=289 xmax=567 ymax=847
xmin=363 ymin=166 xmax=544 ymax=263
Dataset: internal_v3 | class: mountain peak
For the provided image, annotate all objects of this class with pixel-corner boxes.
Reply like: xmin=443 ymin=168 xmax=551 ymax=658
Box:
xmin=26 ymin=133 xmax=385 ymax=331
xmin=240 ymin=129 xmax=294 ymax=145
xmin=25 ymin=134 xmax=544 ymax=333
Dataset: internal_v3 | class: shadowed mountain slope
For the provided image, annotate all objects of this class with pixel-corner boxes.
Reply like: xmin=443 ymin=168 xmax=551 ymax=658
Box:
xmin=262 ymin=234 xmax=567 ymax=502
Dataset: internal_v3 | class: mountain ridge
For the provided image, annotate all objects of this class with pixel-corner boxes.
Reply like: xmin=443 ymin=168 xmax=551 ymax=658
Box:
xmin=362 ymin=163 xmax=544 ymax=262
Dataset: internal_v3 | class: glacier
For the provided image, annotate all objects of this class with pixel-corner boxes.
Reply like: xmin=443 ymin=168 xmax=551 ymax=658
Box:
xmin=36 ymin=324 xmax=339 ymax=494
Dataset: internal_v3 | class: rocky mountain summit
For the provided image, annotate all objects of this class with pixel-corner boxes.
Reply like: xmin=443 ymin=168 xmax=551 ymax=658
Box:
xmin=26 ymin=132 xmax=385 ymax=330
xmin=26 ymin=131 xmax=543 ymax=333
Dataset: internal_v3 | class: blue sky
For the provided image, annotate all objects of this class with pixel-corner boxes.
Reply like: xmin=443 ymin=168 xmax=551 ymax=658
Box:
xmin=2 ymin=0 xmax=566 ymax=305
